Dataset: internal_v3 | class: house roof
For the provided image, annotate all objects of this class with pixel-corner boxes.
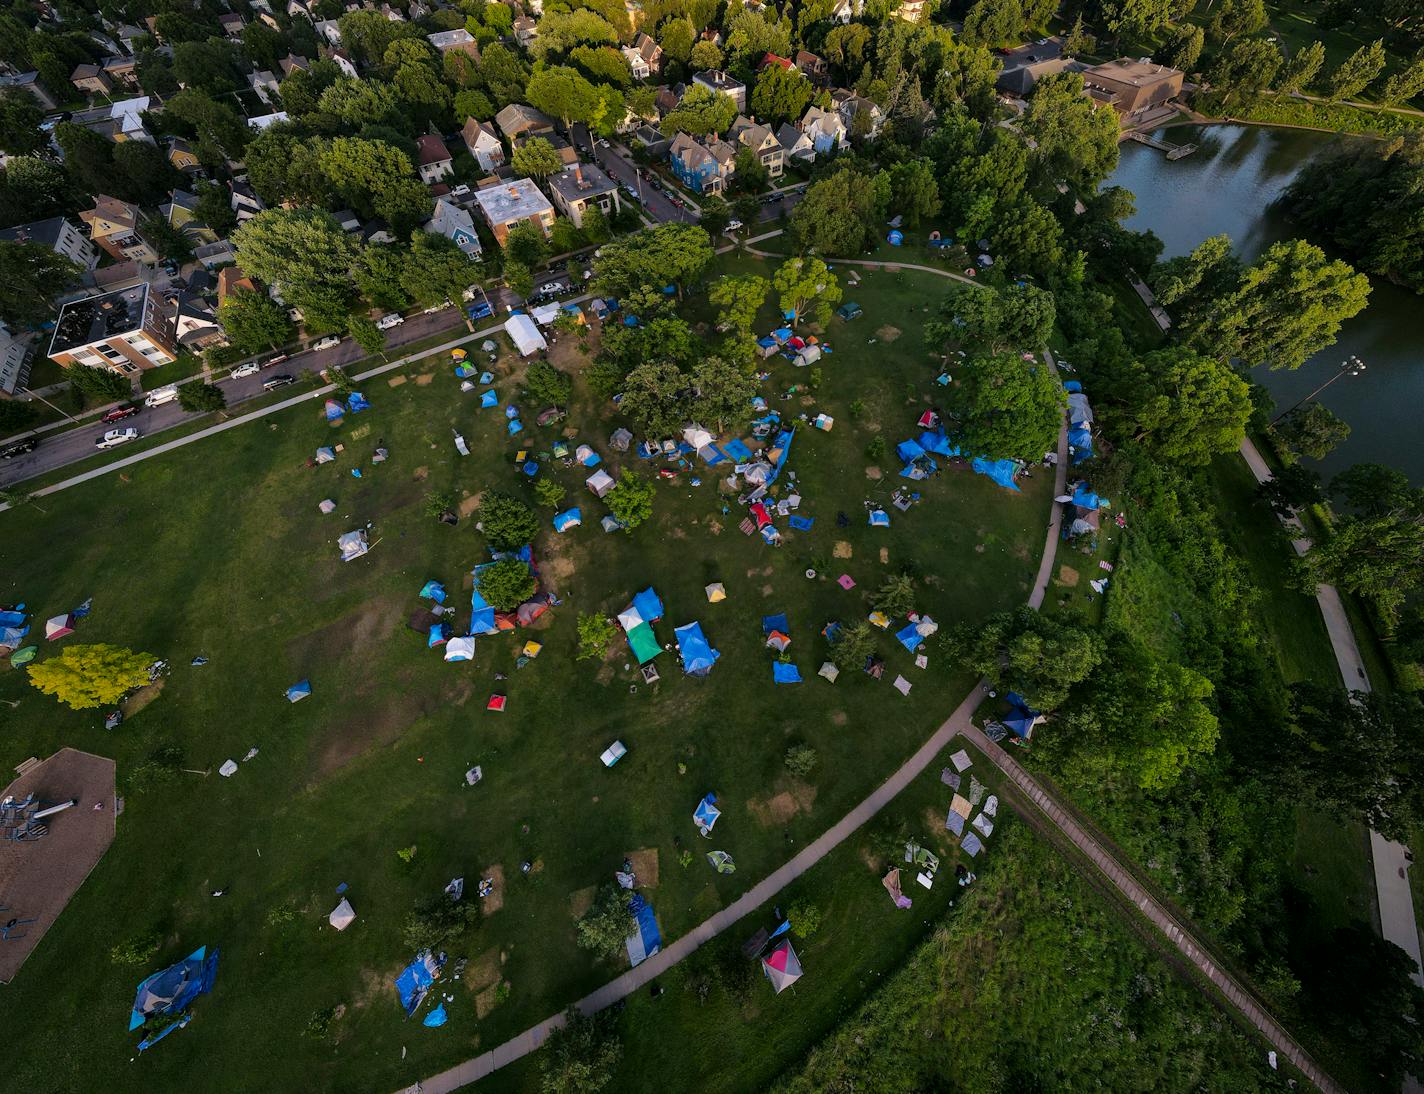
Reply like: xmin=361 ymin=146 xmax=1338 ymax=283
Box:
xmin=462 ymin=117 xmax=500 ymax=147
xmin=776 ymin=122 xmax=811 ymax=151
xmin=426 ymin=28 xmax=476 ymax=51
xmin=634 ymin=31 xmax=661 ymax=62
xmin=758 ymin=52 xmax=793 ymax=71
xmin=217 ymin=267 xmax=256 ymax=304
xmin=1084 ymin=57 xmax=1182 ymax=88
xmin=83 ymin=194 xmax=139 ymax=232
xmin=49 ymin=284 xmax=153 ymax=354
xmin=473 ymin=178 xmax=553 ymax=225
xmin=795 ymin=50 xmax=824 ymax=70
xmin=547 ymin=162 xmax=618 ymax=204
xmin=71 ymin=63 xmax=103 ymax=79
xmin=0 ymin=217 xmax=72 ymax=248
xmin=416 ymin=134 xmax=453 ymax=166
xmin=669 ymin=132 xmax=714 ymax=169
xmin=494 ymin=103 xmax=554 ymax=138
xmin=427 ymin=196 xmax=477 ymax=238
xmin=693 ymin=69 xmax=744 ymax=94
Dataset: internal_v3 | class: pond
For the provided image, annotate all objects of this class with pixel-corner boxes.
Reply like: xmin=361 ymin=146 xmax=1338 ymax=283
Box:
xmin=1109 ymin=123 xmax=1422 ymax=483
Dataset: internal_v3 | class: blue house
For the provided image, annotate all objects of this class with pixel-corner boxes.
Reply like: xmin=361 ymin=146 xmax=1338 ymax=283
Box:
xmin=668 ymin=132 xmax=735 ymax=195
xmin=424 ymin=197 xmax=483 ymax=259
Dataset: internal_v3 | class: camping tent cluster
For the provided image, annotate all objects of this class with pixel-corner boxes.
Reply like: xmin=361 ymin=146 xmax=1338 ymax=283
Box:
xmin=323 ymin=392 xmax=371 ymax=422
xmin=0 ymin=606 xmax=31 ymax=661
xmin=895 ymin=408 xmax=1024 ymax=493
xmin=674 ymin=620 xmax=719 ymax=676
xmin=617 ymin=585 xmax=665 ymax=666
xmin=1065 ymin=381 xmax=1094 ymax=465
xmin=1062 ymin=481 xmax=1108 ymax=540
xmin=763 ymin=613 xmax=801 ymax=684
xmin=129 ymin=946 xmax=220 ymax=1051
xmin=756 ymin=325 xmax=828 ymax=368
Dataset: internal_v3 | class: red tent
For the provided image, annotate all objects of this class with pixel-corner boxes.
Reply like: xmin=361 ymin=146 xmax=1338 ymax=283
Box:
xmin=761 ymin=940 xmax=802 ymax=994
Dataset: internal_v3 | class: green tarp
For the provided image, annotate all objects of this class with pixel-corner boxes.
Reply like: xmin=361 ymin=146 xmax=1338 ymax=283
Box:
xmin=627 ymin=621 xmax=661 ymax=664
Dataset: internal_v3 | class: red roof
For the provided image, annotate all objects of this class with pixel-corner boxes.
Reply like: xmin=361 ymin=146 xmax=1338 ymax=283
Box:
xmin=416 ymin=134 xmax=452 ymax=165
xmin=759 ymin=52 xmax=793 ymax=71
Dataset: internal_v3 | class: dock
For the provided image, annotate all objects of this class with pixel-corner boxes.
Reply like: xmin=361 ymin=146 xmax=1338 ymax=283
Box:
xmin=1127 ymin=131 xmax=1197 ymax=159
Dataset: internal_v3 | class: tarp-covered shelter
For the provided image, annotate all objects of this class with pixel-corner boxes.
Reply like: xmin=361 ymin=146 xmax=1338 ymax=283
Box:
xmin=761 ymin=940 xmax=803 ymax=994
xmin=504 ymin=313 xmax=547 ymax=356
xmin=693 ymin=793 xmax=721 ymax=836
xmin=633 ymin=587 xmax=664 ymax=623
xmin=625 ymin=621 xmax=661 ymax=664
xmin=329 ymin=898 xmax=356 ymax=930
xmin=675 ymin=621 xmax=719 ymax=676
xmin=970 ymin=457 xmax=1020 ymax=491
xmin=609 ymin=427 xmax=633 ymax=451
xmin=1003 ymin=691 xmax=1045 ymax=741
xmin=575 ymin=444 xmax=601 ymax=467
xmin=129 ymin=946 xmax=220 ymax=1048
xmin=772 ymin=662 xmax=802 ymax=684
xmin=553 ymin=508 xmax=582 ymax=532
xmin=285 ymin=679 xmax=311 ymax=702
xmin=395 ymin=950 xmax=442 ymax=1016
xmin=625 ymin=894 xmax=662 ymax=967
xmin=337 ymin=529 xmax=370 ymax=561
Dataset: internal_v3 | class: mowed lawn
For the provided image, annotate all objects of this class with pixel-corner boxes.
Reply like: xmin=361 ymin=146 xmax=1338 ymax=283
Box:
xmin=0 ymin=264 xmax=1050 ymax=1093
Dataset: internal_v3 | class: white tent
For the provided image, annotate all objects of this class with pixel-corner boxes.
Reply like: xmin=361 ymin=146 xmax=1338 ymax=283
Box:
xmin=616 ymin=605 xmax=643 ymax=632
xmin=794 ymin=344 xmax=822 ymax=367
xmin=683 ymin=425 xmax=714 ymax=450
xmin=587 ymin=468 xmax=615 ymax=497
xmin=218 ymin=759 xmax=239 ymax=777
xmin=531 ymin=302 xmax=561 ymax=326
xmin=443 ymin=636 xmax=476 ymax=662
xmin=329 ymin=898 xmax=356 ymax=931
xmin=505 ymin=313 xmax=547 ymax=356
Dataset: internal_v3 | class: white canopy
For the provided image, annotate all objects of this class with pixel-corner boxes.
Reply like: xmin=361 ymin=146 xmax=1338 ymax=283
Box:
xmin=329 ymin=898 xmax=356 ymax=930
xmin=505 ymin=313 xmax=547 ymax=356
xmin=616 ymin=606 xmax=643 ymax=632
xmin=683 ymin=425 xmax=714 ymax=450
xmin=531 ymin=302 xmax=561 ymax=326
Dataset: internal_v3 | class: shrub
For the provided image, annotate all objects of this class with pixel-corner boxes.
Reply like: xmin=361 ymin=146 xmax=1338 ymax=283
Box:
xmin=787 ymin=898 xmax=822 ymax=939
xmin=535 ymin=478 xmax=567 ymax=509
xmin=575 ymin=884 xmax=632 ymax=960
xmin=109 ymin=931 xmax=162 ymax=967
xmin=402 ymin=894 xmax=480 ymax=951
xmin=527 ymin=359 xmax=573 ymax=405
xmin=784 ymin=744 xmax=819 ymax=777
xmin=177 ymin=382 xmax=226 ymax=413
xmin=577 ymin=613 xmax=618 ymax=661
xmin=865 ymin=436 xmax=886 ymax=461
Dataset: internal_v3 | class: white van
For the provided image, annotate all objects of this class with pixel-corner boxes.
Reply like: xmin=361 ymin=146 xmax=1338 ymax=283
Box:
xmin=144 ymin=384 xmax=180 ymax=408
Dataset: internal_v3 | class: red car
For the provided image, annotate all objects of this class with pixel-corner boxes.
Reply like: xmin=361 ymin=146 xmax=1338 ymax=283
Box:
xmin=101 ymin=405 xmax=139 ymax=424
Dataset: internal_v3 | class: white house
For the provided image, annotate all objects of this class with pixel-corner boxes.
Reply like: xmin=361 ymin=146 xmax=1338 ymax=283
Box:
xmin=800 ymin=104 xmax=847 ymax=155
xmin=425 ymin=198 xmax=482 ymax=259
xmin=461 ymin=117 xmax=505 ymax=172
xmin=415 ymin=134 xmax=454 ymax=185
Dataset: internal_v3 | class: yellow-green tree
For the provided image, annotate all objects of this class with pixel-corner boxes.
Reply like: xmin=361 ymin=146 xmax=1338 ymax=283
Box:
xmin=29 ymin=644 xmax=155 ymax=710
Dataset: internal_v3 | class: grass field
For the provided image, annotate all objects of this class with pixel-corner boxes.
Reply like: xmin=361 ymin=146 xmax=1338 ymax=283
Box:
xmin=0 ymin=261 xmax=1051 ymax=1092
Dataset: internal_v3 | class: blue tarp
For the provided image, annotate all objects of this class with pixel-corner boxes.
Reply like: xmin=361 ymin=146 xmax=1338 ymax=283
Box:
xmin=896 ymin=439 xmax=926 ymax=463
xmin=553 ymin=507 xmax=582 ymax=532
xmin=523 ymin=460 xmax=539 ymax=476
xmin=285 ymin=680 xmax=311 ymax=702
xmin=395 ymin=950 xmax=441 ymax=1016
xmin=868 ymin=509 xmax=890 ymax=527
xmin=633 ymin=587 xmax=664 ymax=623
xmin=919 ymin=430 xmax=959 ymax=457
xmin=693 ymin=793 xmax=721 ymax=835
xmin=1063 ymin=380 xmax=1082 ymax=393
xmin=480 ymin=390 xmax=498 ymax=408
xmin=896 ymin=622 xmax=924 ymax=652
xmin=1071 ymin=483 xmax=1104 ymax=511
xmin=788 ymin=514 xmax=814 ymax=531
xmin=699 ymin=444 xmax=727 ymax=465
xmin=129 ymin=946 xmax=220 ymax=1036
xmin=0 ymin=609 xmax=28 ymax=627
xmin=675 ymin=621 xmax=719 ymax=676
xmin=422 ymin=1004 xmax=448 ymax=1027
xmin=766 ymin=428 xmax=795 ymax=487
xmin=887 ymin=230 xmax=903 ymax=245
xmin=725 ymin=438 xmax=753 ymax=461
xmin=427 ymin=622 xmax=451 ymax=647
xmin=971 ymin=457 xmax=1020 ymax=491
xmin=346 ymin=392 xmax=369 ymax=413
xmin=626 ymin=894 xmax=662 ymax=967
xmin=772 ymin=662 xmax=802 ymax=684
xmin=762 ymin=613 xmax=789 ymax=635
xmin=1068 ymin=428 xmax=1093 ymax=464
xmin=1004 ymin=690 xmax=1042 ymax=740
xmin=419 ymin=580 xmax=447 ymax=604
xmin=324 ymin=399 xmax=344 ymax=421
xmin=507 ymin=419 xmax=523 ymax=435
xmin=757 ymin=337 xmax=777 ymax=352
xmin=771 ymin=327 xmax=793 ymax=341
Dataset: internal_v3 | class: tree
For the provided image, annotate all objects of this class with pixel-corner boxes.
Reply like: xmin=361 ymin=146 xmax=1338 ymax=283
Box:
xmin=338 ymin=9 xmax=419 ymax=65
xmin=0 ymin=400 xmax=37 ymax=433
xmin=506 ymin=221 xmax=550 ymax=270
xmin=1022 ymin=73 xmax=1121 ymax=192
xmin=952 ymin=352 xmax=1065 ymax=462
xmin=319 ymin=138 xmax=431 ymax=233
xmin=605 ymin=468 xmax=656 ymax=530
xmin=29 ymin=643 xmax=155 ymax=710
xmin=454 ymin=88 xmax=495 ymax=122
xmin=527 ymin=360 xmax=573 ymax=405
xmin=709 ymin=274 xmax=768 ymax=336
xmin=402 ymin=894 xmax=479 ymax=951
xmin=218 ymin=289 xmax=296 ymax=354
xmin=67 ymin=364 xmax=131 ymax=405
xmin=658 ymin=83 xmax=738 ymax=137
xmin=539 ymin=1009 xmax=621 ymax=1094
xmin=0 ymin=242 xmax=81 ymax=329
xmin=1258 ymin=463 xmax=1325 ymax=515
xmin=178 ymin=383 xmax=226 ymax=413
xmin=577 ymin=613 xmax=618 ymax=660
xmin=193 ymin=181 xmax=238 ymax=237
xmin=55 ymin=122 xmax=115 ymax=197
xmin=925 ymin=285 xmax=1055 ymax=354
xmin=1062 ymin=15 xmax=1097 ymax=58
xmin=874 ymin=574 xmax=917 ymax=618
xmin=511 ymin=136 xmax=565 ymax=179
xmin=773 ymin=256 xmax=842 ymax=327
xmin=1295 ymin=486 xmax=1423 ymax=620
xmin=1207 ymin=37 xmax=1282 ymax=101
xmin=944 ymin=609 xmax=1104 ymax=710
xmin=535 ymin=478 xmax=567 ymax=509
xmin=1332 ymin=462 xmax=1415 ymax=515
xmin=698 ymin=194 xmax=732 ymax=237
xmin=1208 ymin=0 xmax=1267 ymax=43
xmin=690 ymin=356 xmax=754 ymax=434
xmin=689 ymin=40 xmax=723 ymax=71
xmin=164 ymin=90 xmax=250 ymax=164
xmin=1276 ymin=402 xmax=1350 ymax=460
xmin=112 ymin=141 xmax=182 ymax=205
xmin=961 ymin=0 xmax=1025 ymax=47
xmin=316 ymin=77 xmax=403 ymax=129
xmin=593 ymin=223 xmax=713 ymax=300
xmin=1276 ymin=40 xmax=1325 ymax=94
xmin=1380 ymin=56 xmax=1424 ymax=105
xmin=172 ymin=39 xmax=246 ymax=97
xmin=786 ymin=898 xmax=822 ymax=937
xmin=354 ymin=245 xmax=413 ymax=312
xmin=232 ymin=208 xmax=359 ymax=320
xmin=792 ymin=165 xmax=891 ymax=256
xmin=576 ymin=884 xmax=633 ymax=959
xmin=733 ymin=145 xmax=768 ymax=192
xmin=0 ymin=89 xmax=44 ymax=156
xmin=1326 ymin=38 xmax=1387 ymax=101
xmin=525 ymin=65 xmax=601 ymax=131
xmin=570 ymin=44 xmax=633 ymax=88
xmin=479 ymin=492 xmax=540 ymax=551
xmin=0 ymin=157 xmax=74 ymax=224
xmin=1115 ymin=347 xmax=1252 ymax=466
xmin=830 ymin=622 xmax=876 ymax=672
xmin=1165 ymin=24 xmax=1205 ymax=73
xmin=751 ymin=64 xmax=813 ymax=125
xmin=401 ymin=233 xmax=476 ymax=308
xmin=1099 ymin=0 xmax=1175 ymax=42
xmin=479 ymin=558 xmax=537 ymax=610
xmin=347 ymin=315 xmax=386 ymax=357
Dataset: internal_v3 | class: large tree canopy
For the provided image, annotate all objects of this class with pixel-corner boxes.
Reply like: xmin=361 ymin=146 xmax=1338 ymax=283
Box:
xmin=951 ymin=351 xmax=1065 ymax=462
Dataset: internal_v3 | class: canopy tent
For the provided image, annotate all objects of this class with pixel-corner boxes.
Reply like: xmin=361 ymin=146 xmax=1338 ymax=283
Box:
xmin=443 ymin=635 xmax=476 ymax=662
xmin=772 ymin=662 xmax=802 ymax=684
xmin=129 ymin=946 xmax=220 ymax=1047
xmin=970 ymin=457 xmax=1020 ymax=492
xmin=625 ymin=621 xmax=661 ymax=664
xmin=531 ymin=302 xmax=560 ymax=326
xmin=587 ymin=469 xmax=615 ymax=497
xmin=337 ymin=529 xmax=370 ymax=561
xmin=395 ymin=950 xmax=442 ymax=1016
xmin=674 ymin=621 xmax=719 ymax=676
xmin=632 ymin=587 xmax=664 ymax=623
xmin=818 ymin=661 xmax=839 ymax=682
xmin=600 ymin=740 xmax=627 ymax=767
xmin=625 ymin=894 xmax=662 ymax=967
xmin=552 ymin=508 xmax=582 ymax=532
xmin=329 ymin=898 xmax=356 ymax=931
xmin=45 ymin=613 xmax=75 ymax=640
xmin=285 ymin=679 xmax=311 ymax=703
xmin=504 ymin=313 xmax=547 ymax=356
xmin=705 ymin=582 xmax=726 ymax=603
xmin=693 ymin=793 xmax=721 ymax=836
xmin=761 ymin=940 xmax=803 ymax=994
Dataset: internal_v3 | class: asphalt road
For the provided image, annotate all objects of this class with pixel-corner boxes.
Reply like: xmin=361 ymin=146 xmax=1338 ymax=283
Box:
xmin=593 ymin=141 xmax=697 ymax=225
xmin=0 ymin=306 xmax=475 ymax=488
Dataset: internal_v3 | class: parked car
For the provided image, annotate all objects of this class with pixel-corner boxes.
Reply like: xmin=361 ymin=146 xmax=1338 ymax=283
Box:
xmin=0 ymin=437 xmax=38 ymax=459
xmin=263 ymin=374 xmax=296 ymax=391
xmin=311 ymin=336 xmax=340 ymax=351
xmin=95 ymin=427 xmax=140 ymax=449
xmin=726 ymin=219 xmax=743 ymax=231
xmin=101 ymin=404 xmax=139 ymax=423
xmin=230 ymin=362 xmax=261 ymax=379
xmin=144 ymin=384 xmax=180 ymax=408
xmin=376 ymin=313 xmax=404 ymax=330
xmin=262 ymin=354 xmax=288 ymax=368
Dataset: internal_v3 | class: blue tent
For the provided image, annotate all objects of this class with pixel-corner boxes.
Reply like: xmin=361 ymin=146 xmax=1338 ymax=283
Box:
xmin=1071 ymin=483 xmax=1104 ymax=511
xmin=422 ymin=1004 xmax=448 ymax=1028
xmin=469 ymin=566 xmax=500 ymax=635
xmin=1004 ymin=691 xmax=1044 ymax=740
xmin=693 ymin=793 xmax=721 ymax=835
xmin=507 ymin=419 xmax=523 ymax=435
xmin=0 ymin=609 xmax=28 ymax=628
xmin=395 ymin=950 xmax=442 ymax=1017
xmin=919 ymin=430 xmax=959 ymax=457
xmin=896 ymin=439 xmax=926 ymax=463
xmin=427 ymin=622 xmax=451 ymax=647
xmin=887 ymin=229 xmax=903 ymax=245
xmin=675 ymin=622 xmax=719 ymax=676
xmin=895 ymin=622 xmax=924 ymax=652
xmin=757 ymin=336 xmax=778 ymax=354
xmin=553 ymin=507 xmax=582 ymax=532
xmin=633 ymin=587 xmax=664 ymax=623
xmin=285 ymin=679 xmax=311 ymax=703
xmin=762 ymin=613 xmax=789 ymax=635
xmin=771 ymin=327 xmax=793 ymax=342
xmin=1068 ymin=427 xmax=1093 ymax=464
xmin=129 ymin=946 xmax=220 ymax=1047
xmin=970 ymin=457 xmax=1020 ymax=492
xmin=1063 ymin=380 xmax=1083 ymax=393
xmin=765 ymin=428 xmax=796 ymax=486
xmin=868 ymin=509 xmax=891 ymax=527
xmin=346 ymin=392 xmax=370 ymax=413
xmin=419 ymin=580 xmax=446 ymax=604
xmin=773 ymin=662 xmax=802 ymax=684
xmin=626 ymin=894 xmax=662 ymax=967
xmin=324 ymin=399 xmax=344 ymax=421
xmin=522 ymin=460 xmax=539 ymax=476
xmin=480 ymin=390 xmax=498 ymax=408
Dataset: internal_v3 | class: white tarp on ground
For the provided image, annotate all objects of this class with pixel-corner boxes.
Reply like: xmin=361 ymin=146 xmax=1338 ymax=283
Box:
xmin=329 ymin=898 xmax=356 ymax=930
xmin=337 ymin=529 xmax=369 ymax=561
xmin=505 ymin=313 xmax=547 ymax=356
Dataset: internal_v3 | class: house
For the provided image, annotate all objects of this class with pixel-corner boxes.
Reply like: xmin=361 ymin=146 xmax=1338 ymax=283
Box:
xmin=47 ymin=284 xmax=177 ymax=373
xmin=424 ymin=197 xmax=482 ymax=258
xmin=547 ymin=162 xmax=620 ymax=230
xmin=799 ymin=104 xmax=846 ymax=155
xmin=622 ymin=44 xmax=650 ymax=81
xmin=286 ymin=0 xmax=310 ymax=16
xmin=654 ymin=85 xmax=681 ymax=116
xmin=230 ymin=180 xmax=265 ymax=223
xmin=69 ymin=96 xmax=153 ymax=142
xmin=513 ymin=16 xmax=537 ymax=48
xmin=0 ymin=323 xmax=34 ymax=395
xmin=248 ymin=110 xmax=290 ymax=132
xmin=462 ymin=118 xmax=505 ymax=172
xmin=996 ymin=55 xmax=1074 ymax=98
xmin=427 ymin=28 xmax=479 ymax=58
xmin=218 ymin=12 xmax=244 ymax=36
xmin=278 ymin=54 xmax=310 ymax=77
xmin=0 ymin=72 xmax=58 ymax=110
xmin=668 ymin=132 xmax=735 ymax=195
xmin=692 ymin=69 xmax=746 ymax=113
xmin=332 ymin=208 xmax=362 ymax=233
xmin=632 ymin=124 xmax=671 ymax=157
xmin=795 ymin=51 xmax=828 ymax=85
xmin=896 ymin=0 xmax=924 ymax=21
xmin=79 ymin=195 xmax=157 ymax=263
xmin=629 ymin=31 xmax=662 ymax=77
xmin=379 ymin=2 xmax=406 ymax=19
xmin=217 ymin=266 xmax=257 ymax=308
xmin=1081 ymin=58 xmax=1184 ymax=120
xmin=114 ymin=24 xmax=146 ymax=54
xmin=102 ymin=55 xmax=139 ymax=88
xmin=415 ymin=134 xmax=454 ymax=185
xmin=70 ymin=63 xmax=113 ymax=96
xmin=160 ymin=190 xmax=217 ymax=244
xmin=170 ymin=290 xmax=225 ymax=349
xmin=472 ymin=178 xmax=555 ymax=245
xmin=494 ymin=103 xmax=555 ymax=142
xmin=729 ymin=115 xmax=783 ymax=178
xmin=314 ymin=18 xmax=342 ymax=45
xmin=757 ymin=52 xmax=794 ymax=73
xmin=775 ymin=122 xmax=814 ymax=162
xmin=329 ymin=49 xmax=358 ymax=78
xmin=249 ymin=69 xmax=281 ymax=104
xmin=830 ymin=0 xmax=862 ymax=23
xmin=165 ymin=137 xmax=201 ymax=174
xmin=0 ymin=217 xmax=100 ymax=271
xmin=833 ymin=90 xmax=883 ymax=139
xmin=194 ymin=239 xmax=237 ymax=269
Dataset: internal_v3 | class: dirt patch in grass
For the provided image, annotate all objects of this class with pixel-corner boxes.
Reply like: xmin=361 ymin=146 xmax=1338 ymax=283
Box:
xmin=831 ymin=710 xmax=848 ymax=726
xmin=387 ymin=375 xmax=407 ymax=388
xmin=315 ymin=684 xmax=443 ymax=778
xmin=1057 ymin=565 xmax=1079 ymax=587
xmin=414 ymin=373 xmax=435 ymax=386
xmin=287 ymin=595 xmax=403 ymax=668
xmin=748 ymin=791 xmax=800 ymax=826
xmin=875 ymin=325 xmax=902 ymax=342
xmin=1013 ymin=544 xmax=1031 ymax=560
xmin=788 ymin=779 xmax=817 ymax=813
xmin=122 ymin=677 xmax=165 ymax=717
xmin=879 ymin=547 xmax=889 ymax=564
xmin=859 ymin=845 xmax=884 ymax=874
xmin=865 ymin=466 xmax=882 ymax=480
xmin=475 ymin=981 xmax=508 ymax=1019
xmin=412 ymin=465 xmax=429 ymax=481
xmin=464 ymin=947 xmax=502 ymax=993
xmin=354 ymin=963 xmax=401 ymax=1010
xmin=760 ymin=583 xmax=774 ymax=596
xmin=481 ymin=864 xmax=506 ymax=913
xmin=569 ymin=885 xmax=596 ymax=919
xmin=458 ymin=491 xmax=483 ymax=518
xmin=625 ymin=847 xmax=659 ymax=888
xmin=833 ymin=541 xmax=853 ymax=559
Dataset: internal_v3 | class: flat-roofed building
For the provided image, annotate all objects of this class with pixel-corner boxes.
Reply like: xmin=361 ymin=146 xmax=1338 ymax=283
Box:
xmin=472 ymin=178 xmax=555 ymax=246
xmin=47 ymin=284 xmax=177 ymax=374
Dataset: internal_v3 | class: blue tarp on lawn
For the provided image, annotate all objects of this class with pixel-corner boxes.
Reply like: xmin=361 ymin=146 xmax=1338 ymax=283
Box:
xmin=788 ymin=514 xmax=814 ymax=531
xmin=762 ymin=613 xmax=789 ymax=635
xmin=896 ymin=622 xmax=924 ymax=652
xmin=896 ymin=439 xmax=926 ymax=463
xmin=633 ymin=587 xmax=664 ymax=623
xmin=725 ymin=438 xmax=753 ymax=461
xmin=919 ymin=430 xmax=959 ymax=457
xmin=971 ymin=457 xmax=1020 ymax=491
xmin=773 ymin=662 xmax=802 ymax=684
xmin=626 ymin=894 xmax=662 ymax=967
xmin=675 ymin=621 xmax=719 ymax=676
xmin=395 ymin=951 xmax=441 ymax=1016
xmin=129 ymin=946 xmax=220 ymax=1034
xmin=553 ymin=507 xmax=582 ymax=532
xmin=346 ymin=392 xmax=369 ymax=413
xmin=285 ymin=679 xmax=311 ymax=702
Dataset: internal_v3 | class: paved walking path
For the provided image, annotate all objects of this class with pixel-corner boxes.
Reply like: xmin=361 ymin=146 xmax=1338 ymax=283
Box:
xmin=1238 ymin=437 xmax=1424 ymax=987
